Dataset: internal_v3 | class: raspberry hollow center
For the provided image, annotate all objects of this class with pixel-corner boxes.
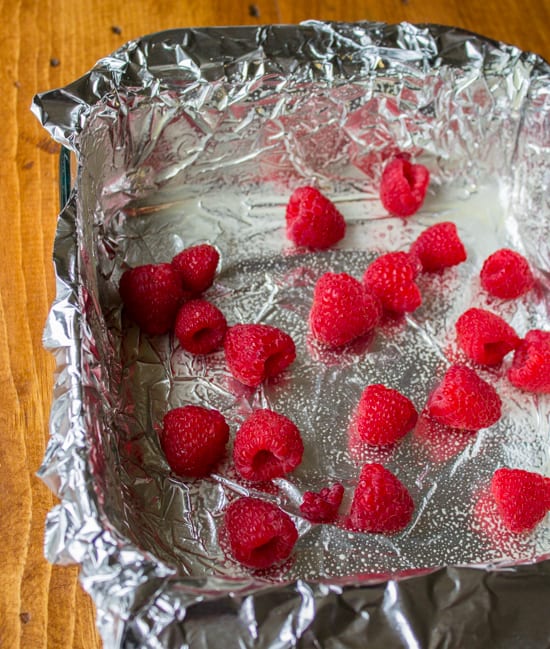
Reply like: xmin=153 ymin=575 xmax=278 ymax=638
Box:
xmin=250 ymin=535 xmax=282 ymax=559
xmin=264 ymin=351 xmax=288 ymax=377
xmin=252 ymin=449 xmax=281 ymax=473
xmin=192 ymin=327 xmax=214 ymax=343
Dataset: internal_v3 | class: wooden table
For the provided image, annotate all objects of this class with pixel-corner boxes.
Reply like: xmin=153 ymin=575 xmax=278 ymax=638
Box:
xmin=1 ymin=1 xmax=547 ymax=647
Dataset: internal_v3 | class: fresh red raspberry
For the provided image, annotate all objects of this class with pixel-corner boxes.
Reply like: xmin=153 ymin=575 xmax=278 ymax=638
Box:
xmin=480 ymin=248 xmax=534 ymax=299
xmin=160 ymin=405 xmax=229 ymax=478
xmin=174 ymin=299 xmax=227 ymax=355
xmin=233 ymin=409 xmax=304 ymax=482
xmin=455 ymin=308 xmax=520 ymax=366
xmin=363 ymin=251 xmax=422 ymax=314
xmin=309 ymin=272 xmax=381 ymax=347
xmin=354 ymin=384 xmax=418 ymax=447
xmin=224 ymin=323 xmax=296 ymax=387
xmin=426 ymin=365 xmax=502 ymax=431
xmin=491 ymin=468 xmax=550 ymax=533
xmin=348 ymin=463 xmax=414 ymax=534
xmin=409 ymin=221 xmax=467 ymax=272
xmin=379 ymin=157 xmax=430 ymax=217
xmin=285 ymin=186 xmax=346 ymax=249
xmin=224 ymin=497 xmax=298 ymax=569
xmin=172 ymin=243 xmax=219 ymax=294
xmin=300 ymin=483 xmax=344 ymax=523
xmin=119 ymin=263 xmax=186 ymax=335
xmin=508 ymin=330 xmax=550 ymax=394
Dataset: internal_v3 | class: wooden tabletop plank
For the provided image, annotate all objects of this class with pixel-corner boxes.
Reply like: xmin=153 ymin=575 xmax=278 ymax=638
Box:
xmin=0 ymin=1 xmax=547 ymax=648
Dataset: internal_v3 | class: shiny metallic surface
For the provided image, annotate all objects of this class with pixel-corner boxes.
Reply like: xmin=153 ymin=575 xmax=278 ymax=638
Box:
xmin=33 ymin=22 xmax=549 ymax=648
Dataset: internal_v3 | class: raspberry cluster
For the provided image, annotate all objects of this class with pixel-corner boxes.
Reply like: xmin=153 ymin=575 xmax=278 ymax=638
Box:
xmin=120 ymin=152 xmax=549 ymax=573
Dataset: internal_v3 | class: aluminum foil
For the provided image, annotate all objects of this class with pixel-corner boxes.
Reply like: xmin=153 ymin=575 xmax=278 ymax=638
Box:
xmin=33 ymin=22 xmax=550 ymax=648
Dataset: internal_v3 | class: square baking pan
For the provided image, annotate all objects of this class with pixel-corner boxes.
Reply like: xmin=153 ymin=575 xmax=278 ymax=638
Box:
xmin=34 ymin=21 xmax=550 ymax=648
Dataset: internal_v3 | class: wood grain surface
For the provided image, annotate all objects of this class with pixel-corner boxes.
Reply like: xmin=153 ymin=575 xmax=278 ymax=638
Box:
xmin=0 ymin=1 xmax=547 ymax=647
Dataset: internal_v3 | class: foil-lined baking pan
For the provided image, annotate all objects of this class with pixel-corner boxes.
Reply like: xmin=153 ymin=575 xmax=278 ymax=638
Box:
xmin=33 ymin=21 xmax=550 ymax=648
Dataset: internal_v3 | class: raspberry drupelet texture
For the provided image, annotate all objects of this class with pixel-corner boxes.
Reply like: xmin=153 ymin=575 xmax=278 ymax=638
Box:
xmin=379 ymin=157 xmax=430 ymax=217
xmin=285 ymin=186 xmax=346 ymax=249
xmin=119 ymin=263 xmax=187 ymax=335
xmin=426 ymin=364 xmax=502 ymax=431
xmin=224 ymin=497 xmax=298 ymax=569
xmin=491 ymin=468 xmax=550 ymax=533
xmin=455 ymin=308 xmax=520 ymax=366
xmin=348 ymin=463 xmax=414 ymax=534
xmin=224 ymin=323 xmax=296 ymax=387
xmin=508 ymin=330 xmax=550 ymax=394
xmin=300 ymin=483 xmax=344 ymax=523
xmin=233 ymin=409 xmax=304 ymax=482
xmin=309 ymin=272 xmax=381 ymax=347
xmin=172 ymin=243 xmax=220 ymax=294
xmin=363 ymin=251 xmax=422 ymax=315
xmin=160 ymin=405 xmax=229 ymax=478
xmin=174 ymin=299 xmax=227 ymax=354
xmin=409 ymin=221 xmax=467 ymax=272
xmin=480 ymin=248 xmax=534 ymax=299
xmin=354 ymin=384 xmax=418 ymax=446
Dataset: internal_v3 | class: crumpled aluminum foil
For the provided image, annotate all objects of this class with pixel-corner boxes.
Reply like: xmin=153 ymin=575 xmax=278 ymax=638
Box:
xmin=33 ymin=21 xmax=550 ymax=649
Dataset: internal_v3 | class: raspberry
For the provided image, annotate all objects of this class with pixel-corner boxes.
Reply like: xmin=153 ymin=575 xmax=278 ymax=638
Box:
xmin=409 ymin=221 xmax=467 ymax=272
xmin=233 ymin=409 xmax=304 ymax=482
xmin=353 ymin=384 xmax=418 ymax=447
xmin=300 ymin=483 xmax=344 ymax=523
xmin=491 ymin=468 xmax=550 ymax=533
xmin=160 ymin=406 xmax=229 ymax=478
xmin=426 ymin=365 xmax=502 ymax=431
xmin=174 ymin=299 xmax=227 ymax=355
xmin=480 ymin=248 xmax=534 ymax=299
xmin=363 ymin=251 xmax=422 ymax=314
xmin=455 ymin=308 xmax=520 ymax=366
xmin=309 ymin=272 xmax=381 ymax=347
xmin=224 ymin=323 xmax=296 ymax=387
xmin=348 ymin=463 xmax=414 ymax=534
xmin=119 ymin=263 xmax=186 ymax=335
xmin=224 ymin=497 xmax=298 ymax=569
xmin=285 ymin=186 xmax=346 ymax=249
xmin=172 ymin=243 xmax=219 ymax=294
xmin=379 ymin=157 xmax=430 ymax=217
xmin=508 ymin=330 xmax=550 ymax=394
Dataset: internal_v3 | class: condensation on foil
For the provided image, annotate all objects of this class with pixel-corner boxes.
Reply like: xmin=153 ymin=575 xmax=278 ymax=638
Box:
xmin=75 ymin=45 xmax=550 ymax=583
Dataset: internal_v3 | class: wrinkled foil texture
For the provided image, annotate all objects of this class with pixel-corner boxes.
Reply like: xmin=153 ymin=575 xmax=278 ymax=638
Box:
xmin=33 ymin=22 xmax=550 ymax=649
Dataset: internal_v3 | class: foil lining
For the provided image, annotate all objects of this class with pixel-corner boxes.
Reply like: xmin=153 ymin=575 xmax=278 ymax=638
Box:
xmin=33 ymin=22 xmax=550 ymax=648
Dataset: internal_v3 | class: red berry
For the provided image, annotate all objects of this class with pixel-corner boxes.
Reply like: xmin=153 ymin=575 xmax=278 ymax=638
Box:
xmin=224 ymin=497 xmax=298 ymax=569
xmin=172 ymin=243 xmax=219 ymax=294
xmin=233 ymin=409 xmax=304 ymax=482
xmin=363 ymin=251 xmax=422 ymax=314
xmin=491 ymin=468 xmax=550 ymax=533
xmin=455 ymin=308 xmax=520 ymax=366
xmin=409 ymin=221 xmax=467 ymax=272
xmin=508 ymin=330 xmax=550 ymax=394
xmin=174 ymin=299 xmax=227 ymax=355
xmin=480 ymin=248 xmax=534 ymax=299
xmin=380 ymin=157 xmax=430 ymax=217
xmin=348 ymin=463 xmax=414 ymax=534
xmin=119 ymin=263 xmax=186 ymax=335
xmin=285 ymin=186 xmax=346 ymax=249
xmin=300 ymin=483 xmax=344 ymax=523
xmin=354 ymin=384 xmax=418 ymax=447
xmin=426 ymin=365 xmax=502 ymax=431
xmin=309 ymin=272 xmax=381 ymax=347
xmin=160 ymin=406 xmax=229 ymax=478
xmin=224 ymin=323 xmax=296 ymax=387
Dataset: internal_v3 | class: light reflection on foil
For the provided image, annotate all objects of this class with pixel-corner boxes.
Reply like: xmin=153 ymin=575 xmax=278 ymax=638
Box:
xmin=34 ymin=22 xmax=549 ymax=649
